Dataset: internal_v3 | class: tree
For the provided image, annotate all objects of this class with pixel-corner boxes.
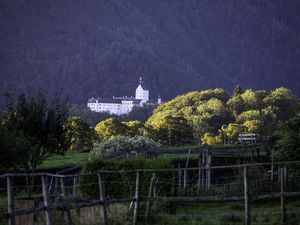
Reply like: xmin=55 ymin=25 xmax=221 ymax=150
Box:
xmin=91 ymin=136 xmax=161 ymax=158
xmin=275 ymin=114 xmax=300 ymax=161
xmin=120 ymin=105 xmax=155 ymax=123
xmin=263 ymin=87 xmax=300 ymax=121
xmin=0 ymin=125 xmax=34 ymax=169
xmin=227 ymin=95 xmax=246 ymax=116
xmin=196 ymin=98 xmax=233 ymax=135
xmin=201 ymin=133 xmax=222 ymax=145
xmin=243 ymin=120 xmax=263 ymax=135
xmin=146 ymin=115 xmax=194 ymax=146
xmin=122 ymin=120 xmax=144 ymax=136
xmin=237 ymin=110 xmax=261 ymax=123
xmin=232 ymin=84 xmax=243 ymax=96
xmin=95 ymin=117 xmax=128 ymax=141
xmin=2 ymin=93 xmax=69 ymax=171
xmin=69 ymin=103 xmax=112 ymax=126
xmin=65 ymin=116 xmax=97 ymax=151
xmin=224 ymin=123 xmax=244 ymax=143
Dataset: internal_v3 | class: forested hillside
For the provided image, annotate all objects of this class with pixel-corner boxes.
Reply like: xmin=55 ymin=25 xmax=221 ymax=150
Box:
xmin=0 ymin=0 xmax=300 ymax=108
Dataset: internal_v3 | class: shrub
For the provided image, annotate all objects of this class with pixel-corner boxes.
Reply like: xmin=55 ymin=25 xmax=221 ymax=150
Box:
xmin=91 ymin=136 xmax=161 ymax=158
xmin=201 ymin=133 xmax=222 ymax=145
xmin=79 ymin=157 xmax=173 ymax=199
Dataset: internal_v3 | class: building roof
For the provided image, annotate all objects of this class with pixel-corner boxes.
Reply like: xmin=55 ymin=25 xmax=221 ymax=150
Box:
xmin=88 ymin=97 xmax=142 ymax=104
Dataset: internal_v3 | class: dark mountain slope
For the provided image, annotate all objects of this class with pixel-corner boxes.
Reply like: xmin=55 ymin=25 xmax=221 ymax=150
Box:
xmin=0 ymin=0 xmax=299 ymax=108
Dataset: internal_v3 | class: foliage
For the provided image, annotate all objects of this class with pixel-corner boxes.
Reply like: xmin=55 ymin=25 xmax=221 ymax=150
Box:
xmin=64 ymin=116 xmax=97 ymax=151
xmin=274 ymin=114 xmax=300 ymax=161
xmin=91 ymin=136 xmax=161 ymax=158
xmin=95 ymin=117 xmax=129 ymax=141
xmin=223 ymin=123 xmax=244 ymax=143
xmin=146 ymin=115 xmax=194 ymax=146
xmin=1 ymin=93 xmax=69 ymax=171
xmin=237 ymin=110 xmax=260 ymax=123
xmin=122 ymin=120 xmax=144 ymax=136
xmin=1 ymin=0 xmax=300 ymax=112
xmin=120 ymin=105 xmax=156 ymax=123
xmin=263 ymin=87 xmax=300 ymax=121
xmin=69 ymin=104 xmax=112 ymax=127
xmin=227 ymin=95 xmax=246 ymax=116
xmin=0 ymin=125 xmax=34 ymax=169
xmin=79 ymin=157 xmax=173 ymax=199
xmin=201 ymin=133 xmax=222 ymax=145
xmin=147 ymin=87 xmax=299 ymax=144
xmin=243 ymin=120 xmax=263 ymax=135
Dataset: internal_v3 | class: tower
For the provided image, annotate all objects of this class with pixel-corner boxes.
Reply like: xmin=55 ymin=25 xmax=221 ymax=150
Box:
xmin=135 ymin=77 xmax=149 ymax=104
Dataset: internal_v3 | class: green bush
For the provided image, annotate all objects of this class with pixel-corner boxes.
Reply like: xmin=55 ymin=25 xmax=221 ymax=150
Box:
xmin=91 ymin=136 xmax=161 ymax=158
xmin=79 ymin=157 xmax=174 ymax=199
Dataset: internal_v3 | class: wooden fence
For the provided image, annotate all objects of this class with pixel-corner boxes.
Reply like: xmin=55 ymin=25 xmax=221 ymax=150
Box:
xmin=0 ymin=161 xmax=300 ymax=225
xmin=106 ymin=145 xmax=263 ymax=160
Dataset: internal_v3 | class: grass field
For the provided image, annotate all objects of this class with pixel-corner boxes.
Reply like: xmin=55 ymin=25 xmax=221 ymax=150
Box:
xmin=144 ymin=199 xmax=300 ymax=225
xmin=38 ymin=151 xmax=90 ymax=169
xmin=37 ymin=143 xmax=263 ymax=169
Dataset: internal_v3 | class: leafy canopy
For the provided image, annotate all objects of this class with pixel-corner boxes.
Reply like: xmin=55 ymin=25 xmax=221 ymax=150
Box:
xmin=1 ymin=93 xmax=69 ymax=171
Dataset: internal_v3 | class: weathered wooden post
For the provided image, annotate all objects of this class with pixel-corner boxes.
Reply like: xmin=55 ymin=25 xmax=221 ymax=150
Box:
xmin=197 ymin=154 xmax=202 ymax=195
xmin=133 ymin=171 xmax=140 ymax=225
xmin=270 ymin=150 xmax=274 ymax=181
xmin=178 ymin=163 xmax=182 ymax=191
xmin=72 ymin=176 xmax=77 ymax=197
xmin=243 ymin=166 xmax=250 ymax=225
xmin=98 ymin=173 xmax=108 ymax=225
xmin=206 ymin=153 xmax=212 ymax=190
xmin=145 ymin=173 xmax=156 ymax=220
xmin=41 ymin=175 xmax=52 ymax=225
xmin=201 ymin=153 xmax=206 ymax=188
xmin=280 ymin=166 xmax=286 ymax=223
xmin=60 ymin=177 xmax=66 ymax=197
xmin=60 ymin=177 xmax=73 ymax=225
xmin=7 ymin=175 xmax=15 ymax=225
xmin=183 ymin=149 xmax=191 ymax=194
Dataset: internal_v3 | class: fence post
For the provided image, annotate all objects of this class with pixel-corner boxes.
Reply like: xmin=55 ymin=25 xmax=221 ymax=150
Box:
xmin=7 ymin=175 xmax=15 ymax=225
xmin=201 ymin=153 xmax=205 ymax=188
xmin=60 ymin=177 xmax=66 ymax=197
xmin=60 ymin=177 xmax=73 ymax=225
xmin=41 ymin=175 xmax=52 ymax=225
xmin=243 ymin=165 xmax=250 ymax=225
xmin=206 ymin=154 xmax=211 ymax=189
xmin=133 ymin=171 xmax=140 ymax=225
xmin=183 ymin=149 xmax=191 ymax=194
xmin=72 ymin=176 xmax=77 ymax=197
xmin=98 ymin=173 xmax=108 ymax=225
xmin=145 ymin=173 xmax=156 ymax=220
xmin=280 ymin=166 xmax=286 ymax=223
xmin=197 ymin=155 xmax=202 ymax=195
xmin=178 ymin=163 xmax=181 ymax=191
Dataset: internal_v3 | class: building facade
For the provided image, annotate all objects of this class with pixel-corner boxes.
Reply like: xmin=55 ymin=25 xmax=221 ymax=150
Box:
xmin=87 ymin=78 xmax=153 ymax=115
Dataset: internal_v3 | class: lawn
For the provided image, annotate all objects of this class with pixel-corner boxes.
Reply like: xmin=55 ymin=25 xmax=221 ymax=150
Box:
xmin=144 ymin=199 xmax=300 ymax=225
xmin=38 ymin=151 xmax=90 ymax=169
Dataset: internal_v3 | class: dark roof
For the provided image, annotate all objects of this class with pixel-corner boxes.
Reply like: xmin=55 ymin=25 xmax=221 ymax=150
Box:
xmin=88 ymin=97 xmax=142 ymax=104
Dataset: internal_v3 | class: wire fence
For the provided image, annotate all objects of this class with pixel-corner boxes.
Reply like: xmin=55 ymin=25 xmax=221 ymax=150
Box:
xmin=0 ymin=161 xmax=300 ymax=225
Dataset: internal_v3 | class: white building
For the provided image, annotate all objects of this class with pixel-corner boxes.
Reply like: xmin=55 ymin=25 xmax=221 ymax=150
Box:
xmin=87 ymin=77 xmax=155 ymax=115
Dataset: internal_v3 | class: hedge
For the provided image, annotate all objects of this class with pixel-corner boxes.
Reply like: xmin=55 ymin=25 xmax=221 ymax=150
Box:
xmin=79 ymin=157 xmax=174 ymax=199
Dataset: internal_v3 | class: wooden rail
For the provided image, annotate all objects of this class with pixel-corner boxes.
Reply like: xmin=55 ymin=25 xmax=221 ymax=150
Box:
xmin=1 ymin=161 xmax=300 ymax=225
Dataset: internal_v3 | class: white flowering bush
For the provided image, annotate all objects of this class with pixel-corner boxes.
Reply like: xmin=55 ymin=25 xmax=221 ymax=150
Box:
xmin=91 ymin=136 xmax=161 ymax=158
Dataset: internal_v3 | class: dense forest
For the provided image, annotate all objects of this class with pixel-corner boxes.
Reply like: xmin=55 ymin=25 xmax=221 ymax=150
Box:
xmin=146 ymin=87 xmax=300 ymax=145
xmin=1 ymin=0 xmax=300 ymax=109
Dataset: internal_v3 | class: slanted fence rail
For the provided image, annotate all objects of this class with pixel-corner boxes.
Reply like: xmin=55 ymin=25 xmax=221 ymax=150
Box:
xmin=0 ymin=161 xmax=300 ymax=225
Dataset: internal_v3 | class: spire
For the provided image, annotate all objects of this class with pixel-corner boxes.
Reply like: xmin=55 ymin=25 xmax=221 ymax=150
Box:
xmin=139 ymin=77 xmax=142 ymax=85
